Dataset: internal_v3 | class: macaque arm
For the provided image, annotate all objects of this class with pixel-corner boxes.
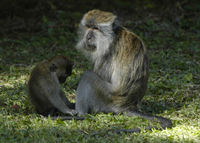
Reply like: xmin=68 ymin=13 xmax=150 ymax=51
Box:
xmin=59 ymin=90 xmax=75 ymax=109
xmin=47 ymin=91 xmax=74 ymax=114
xmin=42 ymin=80 xmax=75 ymax=115
xmin=82 ymin=70 xmax=116 ymax=99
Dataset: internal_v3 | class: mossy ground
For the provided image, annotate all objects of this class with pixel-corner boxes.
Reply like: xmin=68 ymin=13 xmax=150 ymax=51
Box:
xmin=0 ymin=1 xmax=200 ymax=142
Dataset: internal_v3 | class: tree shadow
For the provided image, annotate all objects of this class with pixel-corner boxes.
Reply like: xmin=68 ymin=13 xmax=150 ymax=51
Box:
xmin=0 ymin=123 xmax=195 ymax=142
xmin=139 ymin=99 xmax=184 ymax=114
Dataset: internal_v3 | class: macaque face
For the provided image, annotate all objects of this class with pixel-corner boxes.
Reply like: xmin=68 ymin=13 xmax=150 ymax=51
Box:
xmin=49 ymin=56 xmax=73 ymax=84
xmin=81 ymin=20 xmax=100 ymax=51
xmin=76 ymin=10 xmax=117 ymax=62
xmin=57 ymin=61 xmax=73 ymax=83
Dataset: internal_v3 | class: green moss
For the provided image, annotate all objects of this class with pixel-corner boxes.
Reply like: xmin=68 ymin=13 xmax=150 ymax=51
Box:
xmin=0 ymin=0 xmax=200 ymax=142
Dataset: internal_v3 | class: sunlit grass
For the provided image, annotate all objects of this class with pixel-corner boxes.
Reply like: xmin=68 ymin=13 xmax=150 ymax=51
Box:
xmin=0 ymin=1 xmax=200 ymax=142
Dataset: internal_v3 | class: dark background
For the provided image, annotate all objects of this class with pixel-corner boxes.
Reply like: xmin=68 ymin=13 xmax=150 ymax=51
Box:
xmin=0 ymin=0 xmax=199 ymax=36
xmin=0 ymin=1 xmax=199 ymax=141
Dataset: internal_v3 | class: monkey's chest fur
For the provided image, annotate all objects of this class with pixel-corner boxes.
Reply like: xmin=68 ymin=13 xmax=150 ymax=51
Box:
xmin=93 ymin=55 xmax=141 ymax=111
xmin=93 ymin=37 xmax=148 ymax=111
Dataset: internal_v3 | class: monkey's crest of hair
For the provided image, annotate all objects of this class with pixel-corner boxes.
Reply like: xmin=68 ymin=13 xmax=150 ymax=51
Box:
xmin=82 ymin=9 xmax=116 ymax=26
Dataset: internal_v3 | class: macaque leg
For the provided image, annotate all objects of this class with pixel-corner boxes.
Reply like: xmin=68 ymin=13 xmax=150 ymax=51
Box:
xmin=75 ymin=72 xmax=113 ymax=115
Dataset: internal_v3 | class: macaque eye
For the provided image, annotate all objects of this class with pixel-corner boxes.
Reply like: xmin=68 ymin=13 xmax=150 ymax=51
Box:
xmin=86 ymin=24 xmax=90 ymax=28
xmin=86 ymin=24 xmax=98 ymax=30
xmin=93 ymin=26 xmax=98 ymax=30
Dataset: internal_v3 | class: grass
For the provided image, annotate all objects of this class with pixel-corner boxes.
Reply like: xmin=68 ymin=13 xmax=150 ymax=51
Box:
xmin=0 ymin=0 xmax=200 ymax=142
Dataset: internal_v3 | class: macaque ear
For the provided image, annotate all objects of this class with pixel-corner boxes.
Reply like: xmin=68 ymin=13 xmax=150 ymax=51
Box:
xmin=112 ymin=18 xmax=119 ymax=32
xmin=49 ymin=63 xmax=57 ymax=72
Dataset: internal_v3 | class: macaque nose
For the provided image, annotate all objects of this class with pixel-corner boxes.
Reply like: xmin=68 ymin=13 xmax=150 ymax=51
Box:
xmin=87 ymin=31 xmax=93 ymax=41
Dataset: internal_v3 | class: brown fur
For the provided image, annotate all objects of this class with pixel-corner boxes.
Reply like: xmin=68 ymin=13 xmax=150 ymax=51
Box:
xmin=76 ymin=9 xmax=172 ymax=133
xmin=28 ymin=55 xmax=76 ymax=116
xmin=84 ymin=9 xmax=116 ymax=24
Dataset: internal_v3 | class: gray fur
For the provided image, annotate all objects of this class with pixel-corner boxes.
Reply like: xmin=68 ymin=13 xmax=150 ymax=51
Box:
xmin=75 ymin=10 xmax=172 ymax=133
xmin=28 ymin=56 xmax=77 ymax=117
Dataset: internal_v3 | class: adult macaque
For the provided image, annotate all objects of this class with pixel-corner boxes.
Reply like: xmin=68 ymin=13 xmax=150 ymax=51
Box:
xmin=76 ymin=10 xmax=172 ymax=133
xmin=28 ymin=55 xmax=83 ymax=120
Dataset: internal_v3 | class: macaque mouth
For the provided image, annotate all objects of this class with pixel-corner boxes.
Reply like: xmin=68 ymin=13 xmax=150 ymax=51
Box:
xmin=84 ymin=42 xmax=96 ymax=51
xmin=85 ymin=45 xmax=96 ymax=51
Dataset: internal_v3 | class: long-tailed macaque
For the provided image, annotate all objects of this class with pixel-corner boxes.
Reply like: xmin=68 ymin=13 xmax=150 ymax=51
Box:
xmin=28 ymin=55 xmax=83 ymax=120
xmin=75 ymin=9 xmax=172 ymax=133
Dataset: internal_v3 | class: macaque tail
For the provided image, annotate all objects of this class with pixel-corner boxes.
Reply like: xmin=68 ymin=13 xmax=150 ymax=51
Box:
xmin=47 ymin=116 xmax=85 ymax=120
